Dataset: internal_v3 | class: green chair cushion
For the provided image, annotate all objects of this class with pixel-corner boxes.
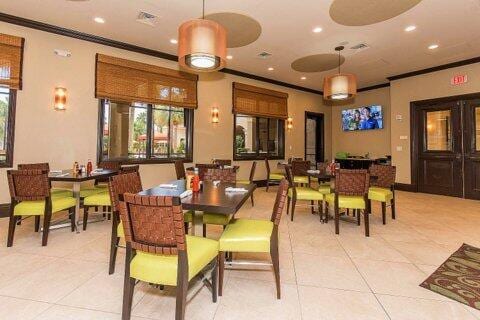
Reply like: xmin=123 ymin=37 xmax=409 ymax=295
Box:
xmin=325 ymin=193 xmax=366 ymax=209
xmin=14 ymin=196 xmax=76 ymax=216
xmin=84 ymin=192 xmax=111 ymax=206
xmin=368 ymin=187 xmax=393 ymax=202
xmin=294 ymin=176 xmax=309 ymax=184
xmin=219 ymin=218 xmax=274 ymax=253
xmin=269 ymin=173 xmax=284 ymax=180
xmin=318 ymin=184 xmax=331 ymax=195
xmin=130 ymin=235 xmax=218 ymax=286
xmin=236 ymin=179 xmax=251 ymax=185
xmin=80 ymin=187 xmax=106 ymax=198
xmin=183 ymin=210 xmax=193 ymax=223
xmin=203 ymin=213 xmax=231 ymax=225
xmin=51 ymin=188 xmax=73 ymax=198
xmin=288 ymin=187 xmax=324 ymax=201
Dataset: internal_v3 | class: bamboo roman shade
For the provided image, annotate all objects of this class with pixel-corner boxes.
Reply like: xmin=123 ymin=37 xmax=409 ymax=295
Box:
xmin=233 ymin=82 xmax=288 ymax=119
xmin=0 ymin=33 xmax=24 ymax=90
xmin=95 ymin=54 xmax=198 ymax=108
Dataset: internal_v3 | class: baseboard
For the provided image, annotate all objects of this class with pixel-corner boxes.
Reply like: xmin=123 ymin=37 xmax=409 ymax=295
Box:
xmin=395 ymin=183 xmax=416 ymax=192
xmin=0 ymin=203 xmax=10 ymax=218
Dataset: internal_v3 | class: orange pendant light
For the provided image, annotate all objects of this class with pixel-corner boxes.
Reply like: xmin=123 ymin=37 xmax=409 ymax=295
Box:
xmin=178 ymin=0 xmax=227 ymax=72
xmin=323 ymin=46 xmax=357 ymax=101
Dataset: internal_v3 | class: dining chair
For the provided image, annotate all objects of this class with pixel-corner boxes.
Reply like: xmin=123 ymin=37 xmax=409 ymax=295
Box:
xmin=174 ymin=160 xmax=186 ymax=180
xmin=213 ymin=159 xmax=232 ymax=166
xmin=18 ymin=163 xmax=73 ymax=198
xmin=288 ymin=157 xmax=303 ymax=164
xmin=79 ymin=161 xmax=121 ymax=198
xmin=195 ymin=163 xmax=219 ymax=180
xmin=6 ymin=169 xmax=77 ymax=246
xmin=218 ymin=179 xmax=288 ymax=299
xmin=119 ymin=194 xmax=218 ymax=320
xmin=202 ymin=168 xmax=237 ymax=237
xmin=368 ymin=164 xmax=396 ymax=224
xmin=107 ymin=172 xmax=143 ymax=274
xmin=236 ymin=161 xmax=257 ymax=206
xmin=291 ymin=160 xmax=310 ymax=186
xmin=120 ymin=165 xmax=140 ymax=174
xmin=284 ymin=166 xmax=324 ymax=222
xmin=325 ymin=169 xmax=371 ymax=237
xmin=265 ymin=158 xmax=284 ymax=192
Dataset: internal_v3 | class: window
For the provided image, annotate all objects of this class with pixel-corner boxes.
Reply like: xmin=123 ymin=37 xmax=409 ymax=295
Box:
xmin=0 ymin=87 xmax=15 ymax=167
xmin=99 ymin=99 xmax=193 ymax=163
xmin=234 ymin=114 xmax=284 ymax=160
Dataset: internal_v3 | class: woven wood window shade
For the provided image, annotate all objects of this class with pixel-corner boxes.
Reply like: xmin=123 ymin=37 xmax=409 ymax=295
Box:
xmin=0 ymin=33 xmax=24 ymax=90
xmin=96 ymin=54 xmax=198 ymax=108
xmin=233 ymin=82 xmax=288 ymax=119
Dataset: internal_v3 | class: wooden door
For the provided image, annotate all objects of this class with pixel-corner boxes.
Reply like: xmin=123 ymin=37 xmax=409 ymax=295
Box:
xmin=304 ymin=112 xmax=324 ymax=169
xmin=416 ymin=102 xmax=463 ymax=197
xmin=463 ymin=99 xmax=480 ymax=199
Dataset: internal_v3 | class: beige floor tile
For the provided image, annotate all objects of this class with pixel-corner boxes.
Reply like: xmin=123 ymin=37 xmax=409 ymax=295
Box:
xmin=0 ymin=253 xmax=57 ymax=288
xmin=298 ymin=286 xmax=389 ymax=320
xmin=290 ymin=233 xmax=347 ymax=258
xmin=34 ymin=304 xmax=148 ymax=320
xmin=294 ymin=252 xmax=370 ymax=292
xmin=58 ymin=271 xmax=149 ymax=314
xmin=386 ymin=240 xmax=453 ymax=266
xmin=213 ymin=278 xmax=301 ymax=320
xmin=353 ymin=258 xmax=447 ymax=300
xmin=377 ymin=294 xmax=478 ymax=320
xmin=0 ymin=258 xmax=105 ymax=303
xmin=338 ymin=235 xmax=409 ymax=262
xmin=0 ymin=295 xmax=50 ymax=320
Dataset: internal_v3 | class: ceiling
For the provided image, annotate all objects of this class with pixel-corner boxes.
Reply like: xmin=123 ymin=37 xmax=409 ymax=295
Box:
xmin=1 ymin=0 xmax=480 ymax=91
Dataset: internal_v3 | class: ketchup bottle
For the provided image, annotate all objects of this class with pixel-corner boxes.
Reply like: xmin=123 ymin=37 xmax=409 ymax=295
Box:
xmin=87 ymin=159 xmax=93 ymax=175
xmin=192 ymin=168 xmax=200 ymax=192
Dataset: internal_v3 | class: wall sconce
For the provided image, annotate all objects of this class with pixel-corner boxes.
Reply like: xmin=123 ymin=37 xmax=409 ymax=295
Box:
xmin=54 ymin=87 xmax=67 ymax=111
xmin=211 ymin=107 xmax=219 ymax=124
xmin=287 ymin=117 xmax=293 ymax=131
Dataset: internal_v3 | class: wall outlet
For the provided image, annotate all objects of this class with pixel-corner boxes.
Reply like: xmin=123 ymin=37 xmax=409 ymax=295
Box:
xmin=396 ymin=115 xmax=403 ymax=121
xmin=399 ymin=135 xmax=408 ymax=140
xmin=396 ymin=146 xmax=403 ymax=151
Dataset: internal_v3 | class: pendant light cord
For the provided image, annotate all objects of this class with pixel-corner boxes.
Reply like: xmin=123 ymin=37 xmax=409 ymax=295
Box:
xmin=338 ymin=50 xmax=341 ymax=74
xmin=202 ymin=0 xmax=205 ymax=19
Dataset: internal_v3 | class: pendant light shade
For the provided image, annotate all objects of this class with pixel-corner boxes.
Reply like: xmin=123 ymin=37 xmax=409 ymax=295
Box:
xmin=323 ymin=46 xmax=357 ymax=101
xmin=178 ymin=0 xmax=227 ymax=72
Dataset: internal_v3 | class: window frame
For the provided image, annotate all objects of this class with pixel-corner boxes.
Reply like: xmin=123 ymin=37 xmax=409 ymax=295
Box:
xmin=97 ymin=99 xmax=194 ymax=165
xmin=233 ymin=114 xmax=285 ymax=161
xmin=0 ymin=88 xmax=16 ymax=168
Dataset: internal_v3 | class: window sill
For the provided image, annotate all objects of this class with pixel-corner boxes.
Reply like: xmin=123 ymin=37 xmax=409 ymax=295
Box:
xmin=99 ymin=157 xmax=192 ymax=165
xmin=233 ymin=155 xmax=285 ymax=161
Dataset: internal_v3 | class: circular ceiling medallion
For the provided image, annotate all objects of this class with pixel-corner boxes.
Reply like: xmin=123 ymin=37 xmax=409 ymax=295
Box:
xmin=329 ymin=0 xmax=423 ymax=26
xmin=291 ymin=54 xmax=345 ymax=73
xmin=205 ymin=12 xmax=262 ymax=48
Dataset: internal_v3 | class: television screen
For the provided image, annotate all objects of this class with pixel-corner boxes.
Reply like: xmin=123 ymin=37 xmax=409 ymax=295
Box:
xmin=341 ymin=105 xmax=383 ymax=131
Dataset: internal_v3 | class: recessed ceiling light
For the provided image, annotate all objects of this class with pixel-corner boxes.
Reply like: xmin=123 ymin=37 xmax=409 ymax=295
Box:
xmin=404 ymin=25 xmax=416 ymax=32
xmin=428 ymin=44 xmax=439 ymax=50
xmin=226 ymin=55 xmax=233 ymax=60
xmin=268 ymin=67 xmax=274 ymax=71
xmin=170 ymin=39 xmax=178 ymax=44
xmin=312 ymin=27 xmax=323 ymax=33
xmin=94 ymin=17 xmax=105 ymax=24
xmin=301 ymin=76 xmax=307 ymax=80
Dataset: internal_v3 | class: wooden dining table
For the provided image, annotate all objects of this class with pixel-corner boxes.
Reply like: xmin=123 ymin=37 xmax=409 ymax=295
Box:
xmin=49 ymin=169 xmax=117 ymax=232
xmin=139 ymin=180 xmax=256 ymax=236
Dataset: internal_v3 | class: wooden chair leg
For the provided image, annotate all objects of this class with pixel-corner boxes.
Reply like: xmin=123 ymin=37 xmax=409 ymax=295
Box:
xmin=325 ymin=202 xmax=329 ymax=223
xmin=318 ymin=200 xmax=322 ymax=221
xmin=42 ymin=212 xmax=52 ymax=246
xmin=291 ymin=197 xmax=296 ymax=222
xmin=364 ymin=209 xmax=370 ymax=237
xmin=250 ymin=193 xmax=254 ymax=206
xmin=83 ymin=207 xmax=89 ymax=231
xmin=109 ymin=218 xmax=120 ymax=275
xmin=286 ymin=197 xmax=290 ymax=215
xmin=270 ymin=234 xmax=281 ymax=299
xmin=218 ymin=251 xmax=225 ymax=296
xmin=70 ymin=208 xmax=75 ymax=232
xmin=310 ymin=200 xmax=315 ymax=214
xmin=175 ymin=267 xmax=188 ymax=320
xmin=266 ymin=180 xmax=270 ymax=192
xmin=34 ymin=216 xmax=40 ymax=232
xmin=381 ymin=202 xmax=386 ymax=225
xmin=211 ymin=258 xmax=218 ymax=303
xmin=184 ymin=222 xmax=189 ymax=235
xmin=391 ymin=197 xmax=396 ymax=219
xmin=202 ymin=224 xmax=207 ymax=237
xmin=122 ymin=247 xmax=135 ymax=320
xmin=357 ymin=209 xmax=361 ymax=226
xmin=334 ymin=205 xmax=340 ymax=235
xmin=7 ymin=215 xmax=17 ymax=247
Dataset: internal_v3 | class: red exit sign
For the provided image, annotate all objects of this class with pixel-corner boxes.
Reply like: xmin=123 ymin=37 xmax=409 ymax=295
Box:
xmin=451 ymin=74 xmax=468 ymax=86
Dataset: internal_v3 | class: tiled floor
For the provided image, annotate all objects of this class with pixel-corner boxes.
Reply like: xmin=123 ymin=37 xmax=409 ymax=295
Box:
xmin=1 ymin=188 xmax=480 ymax=319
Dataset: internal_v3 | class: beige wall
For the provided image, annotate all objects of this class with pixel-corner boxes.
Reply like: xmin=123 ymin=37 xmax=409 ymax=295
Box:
xmin=390 ymin=62 xmax=480 ymax=184
xmin=0 ymin=22 xmax=331 ymax=203
xmin=331 ymin=87 xmax=391 ymax=159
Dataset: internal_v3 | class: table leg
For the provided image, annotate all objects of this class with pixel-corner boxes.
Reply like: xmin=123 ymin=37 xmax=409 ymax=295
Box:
xmin=192 ymin=210 xmax=204 ymax=236
xmin=72 ymin=182 xmax=81 ymax=233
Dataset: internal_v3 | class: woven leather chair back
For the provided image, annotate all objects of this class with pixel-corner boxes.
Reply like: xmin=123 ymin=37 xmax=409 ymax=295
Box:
xmin=369 ymin=164 xmax=396 ymax=189
xmin=291 ymin=160 xmax=310 ymax=176
xmin=119 ymin=194 xmax=185 ymax=255
xmin=99 ymin=161 xmax=121 ymax=171
xmin=18 ymin=163 xmax=50 ymax=171
xmin=284 ymin=165 xmax=295 ymax=188
xmin=270 ymin=179 xmax=289 ymax=225
xmin=203 ymin=168 xmax=236 ymax=183
xmin=120 ymin=165 xmax=139 ymax=174
xmin=335 ymin=169 xmax=369 ymax=196
xmin=174 ymin=160 xmax=186 ymax=180
xmin=195 ymin=163 xmax=218 ymax=180
xmin=213 ymin=159 xmax=232 ymax=166
xmin=248 ymin=162 xmax=257 ymax=182
xmin=108 ymin=172 xmax=143 ymax=213
xmin=7 ymin=169 xmax=50 ymax=201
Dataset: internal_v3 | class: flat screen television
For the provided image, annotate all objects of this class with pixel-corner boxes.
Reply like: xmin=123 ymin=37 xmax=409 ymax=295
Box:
xmin=341 ymin=105 xmax=383 ymax=131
